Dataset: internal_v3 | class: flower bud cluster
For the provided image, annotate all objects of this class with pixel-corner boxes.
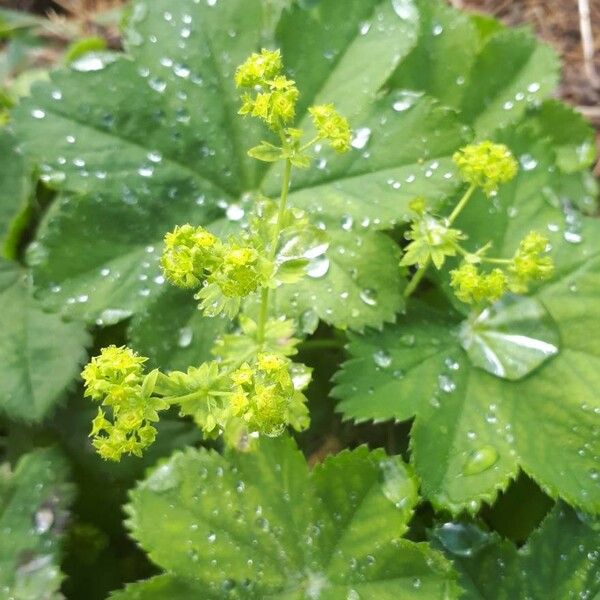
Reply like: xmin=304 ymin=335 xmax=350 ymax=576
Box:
xmin=160 ymin=225 xmax=272 ymax=318
xmin=236 ymin=49 xmax=299 ymax=130
xmin=309 ymin=104 xmax=352 ymax=153
xmin=82 ymin=346 xmax=167 ymax=461
xmin=228 ymin=353 xmax=309 ymax=437
xmin=450 ymin=263 xmax=508 ymax=304
xmin=453 ymin=141 xmax=518 ymax=195
xmin=450 ymin=231 xmax=554 ymax=304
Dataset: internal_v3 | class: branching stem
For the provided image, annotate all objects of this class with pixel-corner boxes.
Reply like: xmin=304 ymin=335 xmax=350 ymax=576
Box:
xmin=404 ymin=183 xmax=477 ymax=299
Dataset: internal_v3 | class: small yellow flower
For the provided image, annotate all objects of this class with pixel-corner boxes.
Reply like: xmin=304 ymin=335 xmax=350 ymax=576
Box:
xmin=508 ymin=231 xmax=554 ymax=291
xmin=230 ymin=389 xmax=250 ymax=416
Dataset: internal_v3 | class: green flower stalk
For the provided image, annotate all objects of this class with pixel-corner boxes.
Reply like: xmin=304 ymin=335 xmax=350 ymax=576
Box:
xmin=81 ymin=49 xmax=351 ymax=460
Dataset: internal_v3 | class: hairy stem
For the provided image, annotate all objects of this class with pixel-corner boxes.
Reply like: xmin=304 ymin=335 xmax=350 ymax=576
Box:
xmin=257 ymin=158 xmax=292 ymax=345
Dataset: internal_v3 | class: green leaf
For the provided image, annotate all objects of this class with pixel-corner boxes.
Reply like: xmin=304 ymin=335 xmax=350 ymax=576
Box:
xmin=0 ymin=448 xmax=75 ymax=600
xmin=389 ymin=0 xmax=479 ymax=110
xmin=333 ymin=129 xmax=600 ymax=514
xmin=386 ymin=2 xmax=558 ymax=137
xmin=14 ymin=0 xmax=466 ymax=335
xmin=527 ymin=99 xmax=597 ymax=173
xmin=460 ymin=28 xmax=559 ymax=136
xmin=128 ymin=286 xmax=229 ymax=371
xmin=125 ymin=436 xmax=460 ymax=598
xmin=437 ymin=505 xmax=600 ymax=599
xmin=0 ymin=128 xmax=31 ymax=259
xmin=247 ymin=142 xmax=285 ymax=163
xmin=546 ymin=169 xmax=599 ymax=216
xmin=109 ymin=575 xmax=208 ymax=600
xmin=272 ymin=228 xmax=405 ymax=331
xmin=278 ymin=95 xmax=467 ymax=231
xmin=0 ymin=259 xmax=91 ymax=421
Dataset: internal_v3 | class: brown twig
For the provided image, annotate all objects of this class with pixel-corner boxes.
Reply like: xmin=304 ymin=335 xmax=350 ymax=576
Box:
xmin=578 ymin=0 xmax=600 ymax=88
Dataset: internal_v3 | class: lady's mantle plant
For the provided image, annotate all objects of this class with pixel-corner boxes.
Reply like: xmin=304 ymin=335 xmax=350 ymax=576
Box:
xmin=0 ymin=0 xmax=599 ymax=597
xmin=82 ymin=49 xmax=352 ymax=459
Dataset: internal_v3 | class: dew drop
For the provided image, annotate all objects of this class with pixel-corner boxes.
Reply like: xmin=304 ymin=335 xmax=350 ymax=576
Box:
xmin=307 ymin=256 xmax=330 ymax=278
xmin=178 ymin=327 xmax=193 ymax=348
xmin=71 ymin=53 xmax=114 ymax=72
xmin=34 ymin=507 xmax=54 ymax=534
xmin=351 ymin=127 xmax=371 ymax=150
xmin=226 ymin=204 xmax=245 ymax=221
xmin=437 ymin=374 xmax=456 ymax=393
xmin=372 ymin=349 xmax=392 ymax=369
xmin=463 ymin=445 xmax=499 ymax=476
xmin=391 ymin=0 xmax=417 ymax=20
xmin=359 ymin=288 xmax=378 ymax=306
xmin=519 ymin=154 xmax=538 ymax=171
xmin=435 ymin=522 xmax=491 ymax=557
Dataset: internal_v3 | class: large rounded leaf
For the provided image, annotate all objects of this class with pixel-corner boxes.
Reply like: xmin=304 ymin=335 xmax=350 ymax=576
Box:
xmin=125 ymin=436 xmax=460 ymax=598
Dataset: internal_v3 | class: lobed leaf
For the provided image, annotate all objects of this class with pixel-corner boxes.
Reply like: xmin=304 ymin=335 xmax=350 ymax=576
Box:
xmin=125 ymin=436 xmax=460 ymax=598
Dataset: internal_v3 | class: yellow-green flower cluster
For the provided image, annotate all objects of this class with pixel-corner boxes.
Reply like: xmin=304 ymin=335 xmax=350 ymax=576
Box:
xmin=450 ymin=263 xmax=508 ymax=304
xmin=508 ymin=231 xmax=554 ymax=292
xmin=453 ymin=141 xmax=518 ymax=195
xmin=450 ymin=231 xmax=554 ymax=304
xmin=235 ymin=49 xmax=299 ymax=130
xmin=82 ymin=346 xmax=167 ymax=461
xmin=160 ymin=225 xmax=271 ymax=317
xmin=309 ymin=104 xmax=352 ymax=153
xmin=228 ymin=353 xmax=309 ymax=437
xmin=161 ymin=224 xmax=220 ymax=288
